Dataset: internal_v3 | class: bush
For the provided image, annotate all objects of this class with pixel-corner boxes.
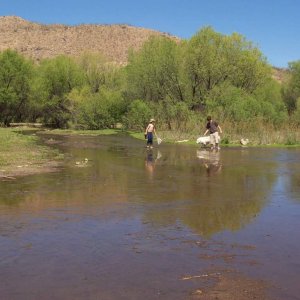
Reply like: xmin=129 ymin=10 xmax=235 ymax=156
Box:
xmin=73 ymin=88 xmax=125 ymax=129
xmin=204 ymin=82 xmax=287 ymax=124
xmin=0 ymin=50 xmax=33 ymax=125
xmin=123 ymin=99 xmax=152 ymax=130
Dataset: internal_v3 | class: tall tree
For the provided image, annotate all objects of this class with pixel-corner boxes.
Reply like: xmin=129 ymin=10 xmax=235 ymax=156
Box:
xmin=126 ymin=36 xmax=183 ymax=103
xmin=32 ymin=55 xmax=84 ymax=128
xmin=282 ymin=60 xmax=300 ymax=114
xmin=181 ymin=27 xmax=271 ymax=105
xmin=0 ymin=49 xmax=33 ymax=125
xmin=77 ymin=52 xmax=121 ymax=93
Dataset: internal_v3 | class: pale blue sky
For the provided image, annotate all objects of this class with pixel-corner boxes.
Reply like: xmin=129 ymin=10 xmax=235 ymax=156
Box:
xmin=1 ymin=0 xmax=299 ymax=67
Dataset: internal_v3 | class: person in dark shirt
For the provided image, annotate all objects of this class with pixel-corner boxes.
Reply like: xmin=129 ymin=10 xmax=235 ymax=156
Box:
xmin=203 ymin=116 xmax=222 ymax=150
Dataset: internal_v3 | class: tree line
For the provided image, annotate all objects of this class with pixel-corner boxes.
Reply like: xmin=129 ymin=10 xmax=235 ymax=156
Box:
xmin=0 ymin=27 xmax=299 ymax=131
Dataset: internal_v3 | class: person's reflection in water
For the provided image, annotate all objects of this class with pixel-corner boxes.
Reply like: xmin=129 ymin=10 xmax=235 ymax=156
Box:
xmin=197 ymin=149 xmax=222 ymax=176
xmin=145 ymin=150 xmax=162 ymax=179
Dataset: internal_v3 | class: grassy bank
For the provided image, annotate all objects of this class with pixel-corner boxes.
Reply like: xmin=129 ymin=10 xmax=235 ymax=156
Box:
xmin=40 ymin=128 xmax=120 ymax=136
xmin=0 ymin=127 xmax=63 ymax=178
xmin=40 ymin=126 xmax=300 ymax=147
xmin=130 ymin=126 xmax=300 ymax=147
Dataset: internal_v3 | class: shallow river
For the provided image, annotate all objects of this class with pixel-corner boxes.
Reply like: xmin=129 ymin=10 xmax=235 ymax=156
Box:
xmin=0 ymin=133 xmax=300 ymax=299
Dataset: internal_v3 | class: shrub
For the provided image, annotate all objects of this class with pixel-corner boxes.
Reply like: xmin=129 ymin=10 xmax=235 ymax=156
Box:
xmin=123 ymin=99 xmax=152 ymax=130
xmin=74 ymin=89 xmax=125 ymax=129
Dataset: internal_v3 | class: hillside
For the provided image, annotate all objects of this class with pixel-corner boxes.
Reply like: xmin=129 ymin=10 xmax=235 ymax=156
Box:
xmin=0 ymin=16 xmax=288 ymax=82
xmin=0 ymin=16 xmax=179 ymax=64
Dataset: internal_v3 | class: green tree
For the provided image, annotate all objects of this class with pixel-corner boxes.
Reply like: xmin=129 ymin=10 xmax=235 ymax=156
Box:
xmin=253 ymin=79 xmax=287 ymax=124
xmin=123 ymin=99 xmax=152 ymax=130
xmin=77 ymin=52 xmax=121 ymax=93
xmin=182 ymin=27 xmax=271 ymax=105
xmin=291 ymin=97 xmax=300 ymax=125
xmin=126 ymin=36 xmax=183 ymax=103
xmin=32 ymin=55 xmax=84 ymax=128
xmin=68 ymin=87 xmax=126 ymax=129
xmin=0 ymin=49 xmax=33 ymax=125
xmin=282 ymin=60 xmax=300 ymax=114
xmin=153 ymin=98 xmax=195 ymax=131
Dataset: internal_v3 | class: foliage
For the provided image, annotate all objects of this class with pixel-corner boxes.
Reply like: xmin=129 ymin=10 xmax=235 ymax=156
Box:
xmin=253 ymin=79 xmax=288 ymax=125
xmin=0 ymin=25 xmax=297 ymax=138
xmin=282 ymin=60 xmax=300 ymax=114
xmin=77 ymin=52 xmax=122 ymax=93
xmin=0 ymin=49 xmax=33 ymax=125
xmin=123 ymin=99 xmax=152 ymax=130
xmin=181 ymin=27 xmax=271 ymax=105
xmin=68 ymin=87 xmax=126 ymax=129
xmin=126 ymin=36 xmax=183 ymax=102
xmin=31 ymin=55 xmax=85 ymax=127
xmin=203 ymin=80 xmax=286 ymax=124
xmin=291 ymin=97 xmax=300 ymax=125
xmin=153 ymin=98 xmax=196 ymax=131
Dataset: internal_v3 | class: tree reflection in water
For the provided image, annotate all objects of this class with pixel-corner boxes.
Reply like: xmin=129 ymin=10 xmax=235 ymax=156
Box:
xmin=0 ymin=136 xmax=280 ymax=238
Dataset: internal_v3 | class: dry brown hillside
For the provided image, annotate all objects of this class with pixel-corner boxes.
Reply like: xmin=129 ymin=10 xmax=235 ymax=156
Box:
xmin=0 ymin=16 xmax=287 ymax=82
xmin=0 ymin=16 xmax=179 ymax=64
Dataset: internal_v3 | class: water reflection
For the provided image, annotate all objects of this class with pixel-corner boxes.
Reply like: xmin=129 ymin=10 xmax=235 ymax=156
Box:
xmin=145 ymin=150 xmax=162 ymax=179
xmin=1 ymin=135 xmax=300 ymax=299
xmin=271 ymin=150 xmax=300 ymax=203
xmin=0 ymin=135 xmax=282 ymax=238
xmin=197 ymin=149 xmax=222 ymax=176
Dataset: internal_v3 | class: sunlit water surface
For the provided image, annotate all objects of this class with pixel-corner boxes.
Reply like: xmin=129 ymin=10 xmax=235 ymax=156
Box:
xmin=0 ymin=134 xmax=299 ymax=299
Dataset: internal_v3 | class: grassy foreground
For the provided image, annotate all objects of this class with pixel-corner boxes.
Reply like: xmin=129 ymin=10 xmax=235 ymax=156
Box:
xmin=0 ymin=128 xmax=63 ymax=178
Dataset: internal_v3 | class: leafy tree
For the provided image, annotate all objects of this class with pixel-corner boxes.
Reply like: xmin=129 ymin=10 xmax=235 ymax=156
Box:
xmin=282 ymin=60 xmax=300 ymax=114
xmin=205 ymin=83 xmax=257 ymax=121
xmin=226 ymin=34 xmax=271 ymax=93
xmin=205 ymin=80 xmax=287 ymax=124
xmin=126 ymin=36 xmax=183 ymax=103
xmin=123 ymin=99 xmax=152 ymax=130
xmin=32 ymin=55 xmax=84 ymax=128
xmin=291 ymin=98 xmax=300 ymax=125
xmin=254 ymin=79 xmax=287 ymax=124
xmin=0 ymin=49 xmax=33 ymax=125
xmin=77 ymin=52 xmax=122 ymax=93
xmin=153 ymin=98 xmax=194 ymax=130
xmin=182 ymin=27 xmax=272 ymax=105
xmin=68 ymin=87 xmax=126 ymax=129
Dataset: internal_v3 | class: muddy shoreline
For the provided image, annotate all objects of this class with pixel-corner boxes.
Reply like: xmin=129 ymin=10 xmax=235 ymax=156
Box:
xmin=0 ymin=160 xmax=61 ymax=180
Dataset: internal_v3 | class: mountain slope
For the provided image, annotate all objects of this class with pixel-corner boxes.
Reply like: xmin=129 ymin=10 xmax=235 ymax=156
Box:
xmin=0 ymin=16 xmax=179 ymax=64
xmin=0 ymin=16 xmax=287 ymax=82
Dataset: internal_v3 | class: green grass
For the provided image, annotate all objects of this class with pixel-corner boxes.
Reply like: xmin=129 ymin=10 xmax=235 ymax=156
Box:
xmin=40 ymin=128 xmax=121 ymax=136
xmin=40 ymin=127 xmax=300 ymax=147
xmin=0 ymin=128 xmax=63 ymax=175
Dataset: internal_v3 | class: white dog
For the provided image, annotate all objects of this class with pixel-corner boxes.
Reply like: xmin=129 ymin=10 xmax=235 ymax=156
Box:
xmin=196 ymin=136 xmax=210 ymax=146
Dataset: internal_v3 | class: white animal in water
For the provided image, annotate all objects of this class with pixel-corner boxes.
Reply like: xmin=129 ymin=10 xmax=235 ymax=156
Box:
xmin=196 ymin=136 xmax=210 ymax=146
xmin=240 ymin=138 xmax=249 ymax=146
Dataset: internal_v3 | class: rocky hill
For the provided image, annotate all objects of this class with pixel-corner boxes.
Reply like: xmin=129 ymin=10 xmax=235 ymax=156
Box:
xmin=0 ymin=16 xmax=178 ymax=64
xmin=0 ymin=16 xmax=287 ymax=82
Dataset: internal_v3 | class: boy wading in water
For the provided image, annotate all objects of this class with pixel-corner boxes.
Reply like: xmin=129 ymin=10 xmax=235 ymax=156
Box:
xmin=145 ymin=119 xmax=157 ymax=149
xmin=203 ymin=116 xmax=222 ymax=150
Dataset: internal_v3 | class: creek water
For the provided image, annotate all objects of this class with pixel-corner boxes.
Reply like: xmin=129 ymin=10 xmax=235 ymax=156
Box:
xmin=0 ymin=133 xmax=299 ymax=299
